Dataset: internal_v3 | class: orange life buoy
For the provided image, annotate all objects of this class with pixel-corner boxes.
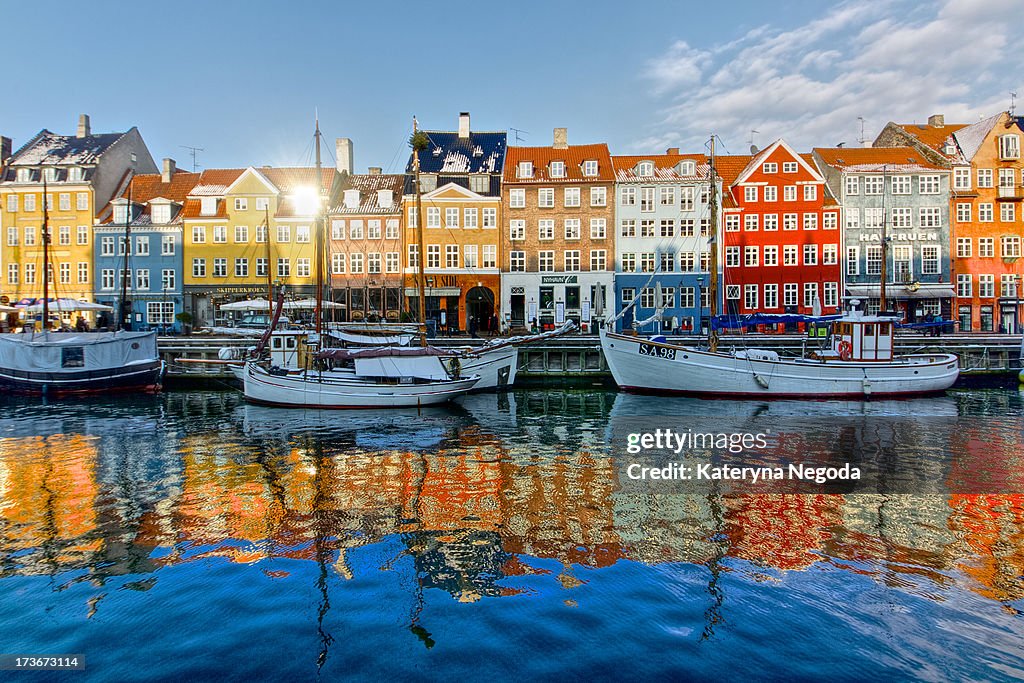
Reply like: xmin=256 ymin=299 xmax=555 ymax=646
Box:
xmin=838 ymin=340 xmax=853 ymax=361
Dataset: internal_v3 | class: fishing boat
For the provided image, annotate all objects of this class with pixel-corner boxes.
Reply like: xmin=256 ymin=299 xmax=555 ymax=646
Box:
xmin=599 ymin=137 xmax=960 ymax=398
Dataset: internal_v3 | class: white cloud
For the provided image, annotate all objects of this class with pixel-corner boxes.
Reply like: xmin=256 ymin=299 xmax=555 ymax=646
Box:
xmin=635 ymin=0 xmax=1024 ymax=155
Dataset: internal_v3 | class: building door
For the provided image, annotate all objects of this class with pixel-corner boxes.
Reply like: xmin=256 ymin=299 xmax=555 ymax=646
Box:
xmin=511 ymin=294 xmax=525 ymax=327
xmin=194 ymin=295 xmax=212 ymax=328
xmin=466 ymin=286 xmax=495 ymax=332
xmin=1000 ymin=307 xmax=1016 ymax=334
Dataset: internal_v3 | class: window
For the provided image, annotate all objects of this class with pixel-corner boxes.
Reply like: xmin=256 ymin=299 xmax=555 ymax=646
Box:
xmin=744 ymin=284 xmax=758 ymax=310
xmin=783 ymin=245 xmax=798 ymax=266
xmin=763 ymin=214 xmax=779 ymax=231
xmin=726 ymin=285 xmax=741 ymax=301
xmin=889 ymin=208 xmax=911 ymax=228
xmin=538 ymin=188 xmax=555 ymax=208
xmin=979 ymin=274 xmax=995 ymax=297
xmin=445 ymin=245 xmax=459 ymax=268
xmin=426 ymin=208 xmax=440 ymax=228
xmin=277 ymin=258 xmax=290 ymax=278
xmin=1002 ymin=274 xmax=1018 ymax=297
xmin=866 ymin=246 xmax=882 ymax=275
xmin=823 ymin=244 xmax=838 ymax=265
xmin=427 ymin=245 xmax=441 ymax=268
xmin=192 ymin=225 xmax=206 ymax=243
xmin=234 ymin=198 xmax=248 ymax=211
xmin=620 ymin=219 xmax=636 ymax=238
xmin=564 ymin=250 xmax=580 ymax=271
xmin=5 ymin=227 xmax=16 ymax=246
xmin=213 ymin=258 xmax=227 ymax=277
xmin=590 ymin=250 xmax=606 ymax=271
xmin=744 ymin=214 xmax=759 ymax=231
xmin=256 ymin=197 xmax=270 ymax=211
xmin=762 ymin=162 xmax=778 ymax=174
xmin=386 ymin=252 xmax=400 ymax=273
xmin=295 ymin=225 xmax=311 ymax=242
xmin=58 ymin=262 xmax=70 ymax=284
xmin=846 ymin=246 xmax=860 ymax=275
xmin=921 ymin=246 xmax=940 ymax=275
xmin=5 ymin=195 xmax=16 ymax=213
xmin=864 ymin=176 xmax=884 ymax=195
xmin=1001 ymin=203 xmax=1015 ymax=223
xmin=783 ymin=213 xmax=797 ymax=231
xmin=77 ymin=262 xmax=88 ymax=284
xmin=640 ymin=253 xmax=655 ymax=272
xmin=256 ymin=225 xmax=267 ymax=243
xmin=917 ymin=175 xmax=939 ymax=194
xmin=656 ymin=219 xmax=674 ymax=238
xmin=406 ymin=244 xmax=418 ymax=269
xmin=590 ymin=218 xmax=606 ymax=239
xmin=77 ymin=225 xmax=88 ymax=245
xmin=978 ymin=203 xmax=993 ymax=222
xmin=803 ymin=185 xmax=817 ymax=201
xmin=977 ymin=169 xmax=993 ymax=188
xmin=823 ymin=213 xmax=837 ymax=230
xmin=481 ymin=245 xmax=496 ymax=268
xmin=999 ymin=168 xmax=1016 ymax=189
xmin=131 ymin=235 xmax=148 ymax=256
xmin=58 ymin=225 xmax=70 ymax=245
xmin=583 ymin=160 xmax=599 ymax=177
xmin=538 ymin=251 xmax=554 ymax=272
xmin=590 ymin=187 xmax=607 ymax=206
xmin=999 ymin=134 xmax=1020 ymax=160
xmin=621 ymin=187 xmax=636 ymax=206
xmin=135 ymin=268 xmax=149 ymax=290
xmin=979 ymin=237 xmax=994 ymax=257
xmin=803 ymin=244 xmax=818 ymax=266
xmin=744 ymin=245 xmax=759 ymax=267
xmin=763 ymin=245 xmax=778 ymax=266
xmin=659 ymin=287 xmax=675 ymax=309
xmin=100 ymin=268 xmax=114 ymax=289
xmin=350 ymin=253 xmax=364 ymax=275
xmin=464 ymin=245 xmax=478 ymax=268
xmin=957 ymin=275 xmax=972 ymax=298
xmin=482 ymin=208 xmax=496 ymax=228
xmin=564 ymin=187 xmax=580 ymax=207
xmin=470 ymin=175 xmax=489 ymax=193
xmin=890 ymin=176 xmax=911 ymax=195
xmin=679 ymin=252 xmax=695 ymax=271
xmin=725 ymin=246 xmax=740 ymax=267
xmin=200 ymin=197 xmax=217 ymax=215
xmin=564 ymin=219 xmax=581 ymax=240
xmin=464 ymin=209 xmax=478 ymax=229
xmin=744 ymin=186 xmax=758 ymax=202
xmin=509 ymin=220 xmax=526 ymax=240
xmin=146 ymin=302 xmax=175 ymax=326
xmin=784 ymin=186 xmax=796 ymax=202
xmin=954 ymin=167 xmax=971 ymax=190
xmin=803 ymin=213 xmax=818 ymax=230
xmin=845 ymin=176 xmax=860 ymax=196
xmin=509 ymin=251 xmax=525 ymax=271
xmin=445 ymin=208 xmax=459 ymax=228
xmin=24 ymin=194 xmax=35 ymax=211
xmin=1002 ymin=236 xmax=1022 ymax=258
xmin=660 ymin=252 xmax=675 ymax=272
xmin=277 ymin=224 xmax=292 ymax=242
xmin=677 ymin=186 xmax=695 ymax=212
xmin=101 ymin=236 xmax=115 ymax=255
xmin=622 ymin=253 xmax=636 ymax=272
xmin=640 ymin=220 xmax=656 ymax=238
xmin=509 ymin=189 xmax=526 ymax=208
xmin=956 ymin=203 xmax=971 ymax=222
xmin=919 ymin=207 xmax=941 ymax=228
xmin=783 ymin=162 xmax=798 ymax=173
xmin=367 ymin=253 xmax=382 ymax=274
xmin=764 ymin=186 xmax=777 ymax=202
xmin=803 ymin=282 xmax=818 ymax=308
xmin=235 ymin=258 xmax=248 ymax=278
xmin=659 ymin=187 xmax=676 ymax=205
xmin=956 ymin=238 xmax=972 ymax=258
xmin=192 ymin=258 xmax=206 ymax=277
xmin=517 ymin=161 xmax=533 ymax=178
xmin=332 ymin=253 xmax=346 ymax=274
xmin=725 ymin=215 xmax=740 ymax=232
xmin=640 ymin=187 xmax=656 ymax=212
xmin=823 ymin=282 xmax=838 ymax=308
xmin=538 ymin=219 xmax=554 ymax=240
xmin=256 ymin=258 xmax=268 ymax=277
xmin=640 ymin=288 xmax=657 ymax=309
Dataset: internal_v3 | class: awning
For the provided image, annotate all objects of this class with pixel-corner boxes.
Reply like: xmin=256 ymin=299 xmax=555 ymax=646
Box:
xmin=404 ymin=287 xmax=461 ymax=297
xmin=846 ymin=285 xmax=955 ymax=300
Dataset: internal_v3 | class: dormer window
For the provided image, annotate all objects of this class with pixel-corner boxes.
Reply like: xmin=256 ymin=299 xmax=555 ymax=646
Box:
xmin=377 ymin=189 xmax=393 ymax=209
xmin=343 ymin=189 xmax=361 ymax=209
xmin=419 ymin=174 xmax=437 ymax=193
xmin=472 ymin=145 xmax=483 ymax=157
xmin=16 ymin=168 xmax=31 ymax=183
xmin=518 ymin=161 xmax=534 ymax=178
xmin=944 ymin=142 xmax=957 ymax=155
xmin=999 ymin=134 xmax=1020 ymax=160
xmin=112 ymin=200 xmax=129 ymax=224
xmin=67 ymin=167 xmax=83 ymax=182
xmin=432 ymin=146 xmax=443 ymax=157
xmin=200 ymin=197 xmax=217 ymax=216
xmin=550 ymin=161 xmax=566 ymax=178
xmin=583 ymin=160 xmax=598 ymax=177
xmin=636 ymin=161 xmax=654 ymax=177
xmin=469 ymin=174 xmax=489 ymax=193
xmin=44 ymin=168 xmax=58 ymax=182
xmin=677 ymin=160 xmax=696 ymax=176
xmin=151 ymin=202 xmax=172 ymax=224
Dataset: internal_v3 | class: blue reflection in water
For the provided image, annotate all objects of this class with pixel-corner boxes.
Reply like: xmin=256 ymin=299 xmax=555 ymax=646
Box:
xmin=0 ymin=388 xmax=1021 ymax=680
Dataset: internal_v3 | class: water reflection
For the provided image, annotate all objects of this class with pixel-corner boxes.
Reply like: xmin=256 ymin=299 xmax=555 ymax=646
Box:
xmin=0 ymin=389 xmax=1023 ymax=672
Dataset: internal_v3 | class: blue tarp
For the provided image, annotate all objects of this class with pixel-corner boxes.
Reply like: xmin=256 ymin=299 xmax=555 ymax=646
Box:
xmin=711 ymin=313 xmax=843 ymax=331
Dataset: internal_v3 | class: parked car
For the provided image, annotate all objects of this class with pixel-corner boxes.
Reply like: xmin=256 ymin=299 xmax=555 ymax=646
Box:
xmin=236 ymin=314 xmax=291 ymax=329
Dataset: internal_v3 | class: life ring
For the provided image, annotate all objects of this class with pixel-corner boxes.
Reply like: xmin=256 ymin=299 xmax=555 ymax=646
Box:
xmin=838 ymin=340 xmax=853 ymax=361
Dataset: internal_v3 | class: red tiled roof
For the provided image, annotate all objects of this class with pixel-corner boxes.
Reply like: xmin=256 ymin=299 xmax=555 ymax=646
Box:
xmin=611 ymin=153 xmax=711 ymax=181
xmin=180 ymin=168 xmax=245 ymax=219
xmin=813 ymin=146 xmax=947 ymax=171
xmin=99 ymin=170 xmax=201 ymax=224
xmin=503 ymin=144 xmax=613 ymax=183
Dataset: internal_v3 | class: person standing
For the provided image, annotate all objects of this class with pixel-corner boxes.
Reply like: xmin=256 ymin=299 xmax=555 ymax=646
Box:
xmin=468 ymin=316 xmax=478 ymax=338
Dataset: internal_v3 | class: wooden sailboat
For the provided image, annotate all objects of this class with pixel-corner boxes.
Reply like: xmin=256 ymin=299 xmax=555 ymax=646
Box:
xmin=599 ymin=137 xmax=960 ymax=398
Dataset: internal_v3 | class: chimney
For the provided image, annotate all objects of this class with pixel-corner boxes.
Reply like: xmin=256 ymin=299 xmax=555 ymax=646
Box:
xmin=377 ymin=188 xmax=393 ymax=209
xmin=553 ymin=127 xmax=568 ymax=149
xmin=666 ymin=147 xmax=680 ymax=155
xmin=458 ymin=112 xmax=470 ymax=139
xmin=0 ymin=136 xmax=11 ymax=166
xmin=161 ymin=158 xmax=176 ymax=183
xmin=928 ymin=114 xmax=945 ymax=127
xmin=368 ymin=166 xmax=382 ymax=175
xmin=335 ymin=137 xmax=353 ymax=174
xmin=77 ymin=114 xmax=91 ymax=138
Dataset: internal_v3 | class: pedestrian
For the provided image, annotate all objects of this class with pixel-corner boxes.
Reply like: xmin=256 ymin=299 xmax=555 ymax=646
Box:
xmin=75 ymin=315 xmax=88 ymax=333
xmin=489 ymin=313 xmax=498 ymax=337
xmin=468 ymin=316 xmax=478 ymax=338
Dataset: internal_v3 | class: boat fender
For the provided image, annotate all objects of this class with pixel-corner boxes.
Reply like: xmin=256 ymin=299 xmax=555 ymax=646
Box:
xmin=862 ymin=378 xmax=872 ymax=396
xmin=753 ymin=373 xmax=770 ymax=389
xmin=838 ymin=341 xmax=853 ymax=361
xmin=218 ymin=347 xmax=242 ymax=360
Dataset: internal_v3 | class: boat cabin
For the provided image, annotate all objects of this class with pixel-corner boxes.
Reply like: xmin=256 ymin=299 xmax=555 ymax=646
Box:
xmin=828 ymin=311 xmax=897 ymax=362
xmin=269 ymin=330 xmax=317 ymax=370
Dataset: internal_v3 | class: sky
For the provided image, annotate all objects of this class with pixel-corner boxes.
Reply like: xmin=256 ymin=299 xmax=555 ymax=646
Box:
xmin=2 ymin=0 xmax=1022 ymax=172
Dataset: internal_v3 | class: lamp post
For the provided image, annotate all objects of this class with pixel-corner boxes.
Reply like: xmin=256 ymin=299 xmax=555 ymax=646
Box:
xmin=696 ymin=276 xmax=705 ymax=335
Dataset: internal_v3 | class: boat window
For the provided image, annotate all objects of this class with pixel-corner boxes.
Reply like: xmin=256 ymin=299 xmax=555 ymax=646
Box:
xmin=879 ymin=323 xmax=890 ymax=335
xmin=864 ymin=324 xmax=874 ymax=336
xmin=61 ymin=347 xmax=85 ymax=368
xmin=286 ymin=337 xmax=297 ymax=349
xmin=272 ymin=337 xmax=283 ymax=349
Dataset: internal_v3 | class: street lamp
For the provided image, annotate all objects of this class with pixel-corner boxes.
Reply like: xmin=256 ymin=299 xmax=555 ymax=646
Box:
xmin=696 ymin=276 xmax=705 ymax=335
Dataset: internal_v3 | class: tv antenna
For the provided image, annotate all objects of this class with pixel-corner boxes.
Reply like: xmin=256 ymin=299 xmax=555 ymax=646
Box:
xmin=180 ymin=145 xmax=204 ymax=172
xmin=509 ymin=127 xmax=528 ymax=144
xmin=748 ymin=129 xmax=759 ymax=154
xmin=1011 ymin=91 xmax=1017 ymax=116
xmin=857 ymin=117 xmax=867 ymax=146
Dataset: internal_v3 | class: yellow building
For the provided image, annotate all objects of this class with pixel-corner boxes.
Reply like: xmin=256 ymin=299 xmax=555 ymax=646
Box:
xmin=0 ymin=115 xmax=156 ymax=321
xmin=181 ymin=166 xmax=340 ymax=326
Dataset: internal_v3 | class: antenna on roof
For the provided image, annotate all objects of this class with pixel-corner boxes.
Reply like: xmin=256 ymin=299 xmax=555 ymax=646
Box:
xmin=1011 ymin=91 xmax=1018 ymax=116
xmin=857 ymin=117 xmax=867 ymax=146
xmin=509 ymin=127 xmax=528 ymax=144
xmin=180 ymin=145 xmax=204 ymax=172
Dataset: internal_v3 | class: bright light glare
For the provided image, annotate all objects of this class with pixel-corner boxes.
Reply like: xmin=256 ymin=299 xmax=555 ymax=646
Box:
xmin=292 ymin=187 xmax=320 ymax=215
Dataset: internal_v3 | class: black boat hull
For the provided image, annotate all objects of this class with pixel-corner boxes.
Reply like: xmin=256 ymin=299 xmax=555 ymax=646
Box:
xmin=0 ymin=360 xmax=166 ymax=396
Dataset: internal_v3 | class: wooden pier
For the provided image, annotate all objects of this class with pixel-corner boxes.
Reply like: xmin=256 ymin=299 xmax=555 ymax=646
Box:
xmin=161 ymin=333 xmax=1023 ymax=382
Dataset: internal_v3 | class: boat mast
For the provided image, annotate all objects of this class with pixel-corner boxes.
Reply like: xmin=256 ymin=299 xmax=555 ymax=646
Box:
xmin=264 ymin=205 xmax=273 ymax=308
xmin=118 ymin=154 xmax=136 ymax=331
xmin=413 ymin=117 xmax=427 ymax=346
xmin=42 ymin=174 xmax=49 ymax=332
xmin=314 ymin=115 xmax=324 ymax=339
xmin=879 ymin=164 xmax=888 ymax=313
xmin=708 ymin=135 xmax=720 ymax=353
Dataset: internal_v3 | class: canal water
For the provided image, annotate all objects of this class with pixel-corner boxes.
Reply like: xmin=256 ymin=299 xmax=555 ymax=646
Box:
xmin=0 ymin=387 xmax=1022 ymax=680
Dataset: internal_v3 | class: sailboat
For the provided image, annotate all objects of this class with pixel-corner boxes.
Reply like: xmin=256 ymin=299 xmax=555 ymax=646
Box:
xmin=0 ymin=174 xmax=165 ymax=395
xmin=241 ymin=118 xmax=481 ymax=408
xmin=599 ymin=138 xmax=960 ymax=398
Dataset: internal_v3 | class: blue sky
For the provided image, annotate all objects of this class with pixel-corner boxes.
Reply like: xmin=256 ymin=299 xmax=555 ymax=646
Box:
xmin=2 ymin=0 xmax=1021 ymax=172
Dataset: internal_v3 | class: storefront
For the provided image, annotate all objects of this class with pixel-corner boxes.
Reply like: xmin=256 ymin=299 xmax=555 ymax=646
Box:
xmin=501 ymin=273 xmax=613 ymax=334
xmin=332 ymin=285 xmax=403 ymax=323
xmin=184 ymin=284 xmax=315 ymax=327
xmin=405 ymin=274 xmax=500 ymax=333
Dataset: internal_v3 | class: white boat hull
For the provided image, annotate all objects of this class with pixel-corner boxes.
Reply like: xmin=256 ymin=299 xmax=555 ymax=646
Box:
xmin=242 ymin=362 xmax=480 ymax=408
xmin=600 ymin=329 xmax=959 ymax=398
xmin=460 ymin=345 xmax=518 ymax=390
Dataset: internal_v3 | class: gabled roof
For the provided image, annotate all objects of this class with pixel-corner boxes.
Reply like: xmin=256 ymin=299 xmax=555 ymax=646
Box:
xmin=99 ymin=171 xmax=201 ymax=225
xmin=5 ymin=129 xmax=128 ymax=168
xmin=329 ymin=173 xmax=404 ymax=215
xmin=893 ymin=121 xmax=967 ymax=157
xmin=712 ymin=155 xmax=752 ymax=209
xmin=952 ymin=113 xmax=1004 ymax=162
xmin=813 ymin=146 xmax=947 ymax=173
xmin=503 ymin=143 xmax=614 ymax=183
xmin=733 ymin=139 xmax=824 ymax=185
xmin=611 ymin=153 xmax=711 ymax=182
xmin=224 ymin=166 xmax=279 ymax=195
xmin=261 ymin=167 xmax=339 ymax=218
xmin=182 ymin=168 xmax=245 ymax=219
xmin=405 ymin=130 xmax=507 ymax=176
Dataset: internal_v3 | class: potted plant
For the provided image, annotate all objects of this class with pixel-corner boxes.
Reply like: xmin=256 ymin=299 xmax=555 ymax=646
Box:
xmin=175 ymin=311 xmax=193 ymax=335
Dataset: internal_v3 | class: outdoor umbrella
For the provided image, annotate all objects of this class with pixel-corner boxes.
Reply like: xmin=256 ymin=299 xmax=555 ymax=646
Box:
xmin=19 ymin=298 xmax=114 ymax=312
xmin=219 ymin=298 xmax=271 ymax=311
xmin=283 ymin=298 xmax=345 ymax=310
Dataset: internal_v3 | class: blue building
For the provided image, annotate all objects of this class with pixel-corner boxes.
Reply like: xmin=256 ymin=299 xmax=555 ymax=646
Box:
xmin=611 ymin=151 xmax=720 ymax=334
xmin=94 ymin=159 xmax=196 ymax=332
